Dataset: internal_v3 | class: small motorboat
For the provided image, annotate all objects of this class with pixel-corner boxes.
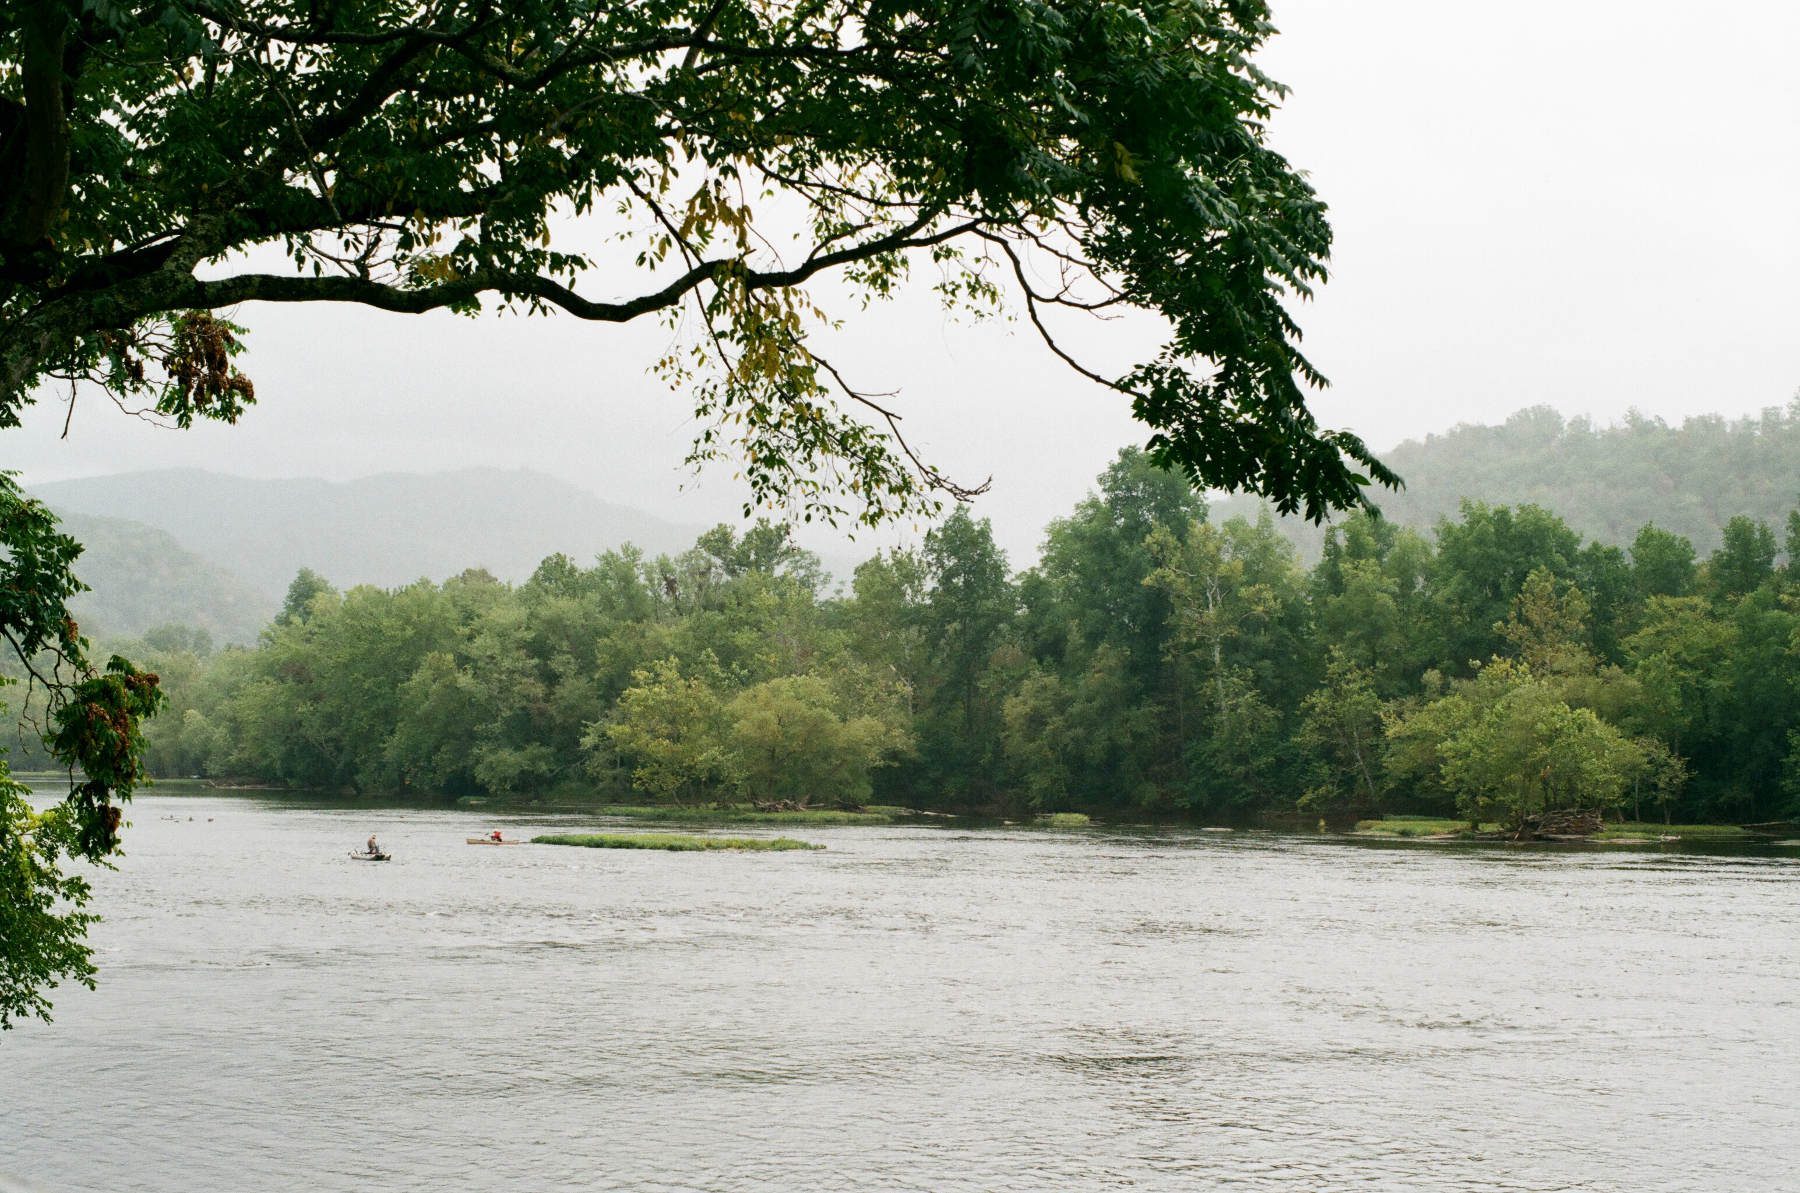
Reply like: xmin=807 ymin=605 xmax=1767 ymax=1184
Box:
xmin=350 ymin=849 xmax=392 ymax=861
xmin=467 ymin=837 xmax=523 ymax=845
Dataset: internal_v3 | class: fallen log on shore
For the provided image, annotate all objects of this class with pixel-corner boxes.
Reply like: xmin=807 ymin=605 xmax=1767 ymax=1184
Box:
xmin=1516 ymin=809 xmax=1606 ymax=840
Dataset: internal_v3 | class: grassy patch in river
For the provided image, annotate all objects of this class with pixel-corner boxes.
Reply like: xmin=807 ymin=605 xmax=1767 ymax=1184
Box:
xmin=534 ymin=833 xmax=824 ymax=851
xmin=1355 ymin=817 xmax=1494 ymax=837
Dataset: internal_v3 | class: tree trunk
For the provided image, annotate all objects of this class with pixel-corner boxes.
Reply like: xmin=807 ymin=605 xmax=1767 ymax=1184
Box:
xmin=7 ymin=4 xmax=72 ymax=250
xmin=1203 ymin=579 xmax=1226 ymax=731
xmin=1351 ymin=726 xmax=1377 ymax=805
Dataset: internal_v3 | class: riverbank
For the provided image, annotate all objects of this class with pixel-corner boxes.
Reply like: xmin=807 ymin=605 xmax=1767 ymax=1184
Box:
xmin=31 ymin=780 xmax=1794 ymax=847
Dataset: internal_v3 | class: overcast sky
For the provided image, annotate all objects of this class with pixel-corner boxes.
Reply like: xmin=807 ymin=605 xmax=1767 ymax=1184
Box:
xmin=12 ymin=0 xmax=1799 ymax=566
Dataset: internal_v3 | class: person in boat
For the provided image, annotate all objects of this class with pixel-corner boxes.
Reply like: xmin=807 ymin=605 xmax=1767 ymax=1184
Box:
xmin=491 ymin=830 xmax=503 ymax=843
xmin=368 ymin=834 xmax=380 ymax=856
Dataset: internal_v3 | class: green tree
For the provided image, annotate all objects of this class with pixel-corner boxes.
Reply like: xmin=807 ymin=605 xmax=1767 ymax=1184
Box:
xmin=595 ymin=657 xmax=736 ymax=804
xmin=1216 ymin=510 xmax=1314 ymax=713
xmin=1783 ymin=504 xmax=1800 ymax=590
xmin=210 ymin=578 xmax=460 ymax=790
xmin=1495 ymin=567 xmax=1591 ymax=673
xmin=122 ymin=627 xmax=217 ymax=777
xmin=727 ymin=675 xmax=906 ymax=805
xmin=1144 ymin=514 xmax=1303 ymax=739
xmin=1624 ymin=597 xmax=1726 ymax=756
xmin=143 ymin=623 xmax=213 ymax=657
xmin=1705 ymin=516 xmax=1778 ymax=600
xmin=1388 ymin=658 xmax=1638 ymax=830
xmin=920 ymin=506 xmax=1014 ymax=743
xmin=1382 ymin=669 xmax=1481 ymax=816
xmin=1431 ymin=502 xmax=1582 ymax=670
xmin=1573 ymin=541 xmax=1636 ymax=666
xmin=1180 ymin=668 xmax=1284 ymax=813
xmin=386 ymin=652 xmax=490 ymax=792
xmin=1001 ymin=647 xmax=1162 ymax=810
xmin=1439 ymin=682 xmax=1636 ymax=831
xmin=1030 ymin=447 xmax=1203 ymax=675
xmin=277 ymin=568 xmax=336 ymax=626
xmin=1312 ymin=512 xmax=1437 ymax=689
xmin=1010 ymin=449 xmax=1211 ymax=803
xmin=696 ymin=519 xmax=823 ymax=589
xmin=1295 ymin=650 xmax=1385 ymax=815
xmin=1000 ymin=668 xmax=1079 ymax=809
xmin=1704 ymin=588 xmax=1798 ymax=819
xmin=1141 ymin=510 xmax=1300 ymax=812
xmin=1630 ymin=524 xmax=1696 ymax=599
xmin=1633 ymin=736 xmax=1688 ymax=826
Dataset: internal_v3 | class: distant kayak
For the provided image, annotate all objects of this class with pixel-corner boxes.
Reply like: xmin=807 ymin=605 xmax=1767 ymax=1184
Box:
xmin=350 ymin=850 xmax=391 ymax=861
xmin=467 ymin=838 xmax=523 ymax=845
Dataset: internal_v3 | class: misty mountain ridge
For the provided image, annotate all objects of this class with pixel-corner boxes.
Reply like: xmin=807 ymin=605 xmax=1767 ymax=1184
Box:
xmin=1212 ymin=403 xmax=1800 ymax=560
xmin=35 ymin=466 xmax=708 ymax=599
xmin=54 ymin=512 xmax=277 ymax=646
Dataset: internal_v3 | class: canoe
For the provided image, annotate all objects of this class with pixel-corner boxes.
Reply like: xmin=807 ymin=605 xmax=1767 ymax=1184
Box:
xmin=350 ymin=850 xmax=391 ymax=861
xmin=467 ymin=838 xmax=523 ymax=845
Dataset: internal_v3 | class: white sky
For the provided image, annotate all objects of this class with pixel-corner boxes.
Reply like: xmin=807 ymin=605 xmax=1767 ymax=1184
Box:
xmin=11 ymin=0 xmax=1799 ymax=566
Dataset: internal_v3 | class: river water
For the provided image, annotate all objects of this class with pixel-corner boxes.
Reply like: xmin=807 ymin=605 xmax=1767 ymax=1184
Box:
xmin=3 ymin=792 xmax=1797 ymax=1192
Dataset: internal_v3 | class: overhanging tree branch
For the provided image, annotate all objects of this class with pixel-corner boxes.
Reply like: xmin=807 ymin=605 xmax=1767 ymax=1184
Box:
xmin=172 ymin=217 xmax=980 ymax=319
xmin=2 ymin=0 xmax=1397 ymax=533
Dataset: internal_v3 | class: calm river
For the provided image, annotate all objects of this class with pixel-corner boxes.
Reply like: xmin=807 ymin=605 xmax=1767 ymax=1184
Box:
xmin=3 ymin=793 xmax=1797 ymax=1192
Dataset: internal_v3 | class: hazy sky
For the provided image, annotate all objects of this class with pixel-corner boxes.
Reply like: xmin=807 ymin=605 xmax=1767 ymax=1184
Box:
xmin=12 ymin=0 xmax=1799 ymax=566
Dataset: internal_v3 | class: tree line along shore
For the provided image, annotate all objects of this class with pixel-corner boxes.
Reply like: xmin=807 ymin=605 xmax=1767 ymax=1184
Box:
xmin=13 ymin=449 xmax=1800 ymax=835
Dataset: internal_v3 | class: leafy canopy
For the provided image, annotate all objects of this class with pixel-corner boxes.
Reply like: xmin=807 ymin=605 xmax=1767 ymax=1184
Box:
xmin=2 ymin=0 xmax=1396 ymax=524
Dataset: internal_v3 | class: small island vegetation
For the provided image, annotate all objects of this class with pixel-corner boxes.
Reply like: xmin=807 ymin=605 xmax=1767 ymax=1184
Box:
xmin=1354 ymin=817 xmax=1496 ymax=838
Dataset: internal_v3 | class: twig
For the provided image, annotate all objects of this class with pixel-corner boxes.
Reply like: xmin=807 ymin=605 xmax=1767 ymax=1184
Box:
xmin=809 ymin=350 xmax=990 ymax=502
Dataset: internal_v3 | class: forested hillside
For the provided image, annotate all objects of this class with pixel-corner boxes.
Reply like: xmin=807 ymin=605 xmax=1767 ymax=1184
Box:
xmin=33 ymin=468 xmax=704 ymax=597
xmin=1215 ymin=404 xmax=1800 ymax=560
xmin=56 ymin=512 xmax=275 ymax=645
xmin=88 ymin=450 xmax=1800 ymax=827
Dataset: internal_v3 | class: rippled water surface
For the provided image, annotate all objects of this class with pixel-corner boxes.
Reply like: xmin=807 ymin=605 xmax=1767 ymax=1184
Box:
xmin=4 ymin=793 xmax=1798 ymax=1192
